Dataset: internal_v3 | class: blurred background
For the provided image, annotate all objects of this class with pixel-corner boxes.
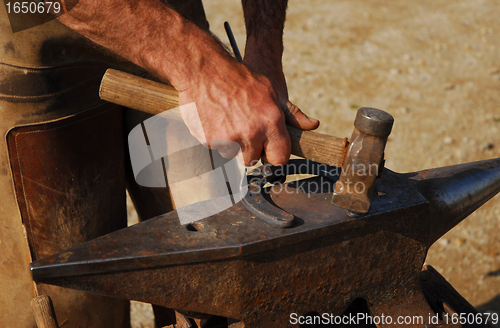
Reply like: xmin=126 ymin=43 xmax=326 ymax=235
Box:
xmin=130 ymin=0 xmax=500 ymax=326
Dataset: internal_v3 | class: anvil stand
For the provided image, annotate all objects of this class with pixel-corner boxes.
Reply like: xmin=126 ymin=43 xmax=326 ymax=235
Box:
xmin=31 ymin=158 xmax=500 ymax=328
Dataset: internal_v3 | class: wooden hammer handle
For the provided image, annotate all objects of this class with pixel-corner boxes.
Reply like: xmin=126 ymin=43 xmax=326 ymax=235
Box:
xmin=100 ymin=69 xmax=348 ymax=166
xmin=31 ymin=296 xmax=59 ymax=328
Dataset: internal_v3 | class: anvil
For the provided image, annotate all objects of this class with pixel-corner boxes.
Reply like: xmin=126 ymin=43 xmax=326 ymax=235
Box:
xmin=31 ymin=158 xmax=500 ymax=327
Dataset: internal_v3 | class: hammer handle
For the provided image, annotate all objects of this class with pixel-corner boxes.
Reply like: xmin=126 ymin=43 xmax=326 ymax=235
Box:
xmin=100 ymin=69 xmax=348 ymax=166
xmin=31 ymin=296 xmax=59 ymax=328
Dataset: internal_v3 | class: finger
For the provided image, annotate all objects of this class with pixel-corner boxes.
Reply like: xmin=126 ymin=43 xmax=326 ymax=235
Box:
xmin=261 ymin=124 xmax=291 ymax=166
xmin=240 ymin=141 xmax=265 ymax=167
xmin=217 ymin=146 xmax=239 ymax=159
xmin=210 ymin=140 xmax=240 ymax=159
xmin=283 ymin=101 xmax=320 ymax=131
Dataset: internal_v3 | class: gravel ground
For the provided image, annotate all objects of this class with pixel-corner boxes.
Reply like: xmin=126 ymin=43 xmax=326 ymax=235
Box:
xmin=130 ymin=0 xmax=500 ymax=326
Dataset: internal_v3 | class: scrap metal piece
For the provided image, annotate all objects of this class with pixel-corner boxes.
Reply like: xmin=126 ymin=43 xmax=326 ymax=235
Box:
xmin=242 ymin=160 xmax=339 ymax=228
xmin=242 ymin=163 xmax=294 ymax=228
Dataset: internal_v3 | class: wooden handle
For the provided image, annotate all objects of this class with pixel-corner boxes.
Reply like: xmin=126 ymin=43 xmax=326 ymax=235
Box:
xmin=31 ymin=296 xmax=59 ymax=328
xmin=100 ymin=69 xmax=348 ymax=166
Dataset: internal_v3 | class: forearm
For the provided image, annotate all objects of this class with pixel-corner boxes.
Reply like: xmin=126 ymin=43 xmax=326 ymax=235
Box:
xmin=53 ymin=0 xmax=314 ymax=165
xmin=241 ymin=0 xmax=288 ymax=70
xmin=241 ymin=0 xmax=319 ymax=131
xmin=56 ymin=0 xmax=235 ymax=91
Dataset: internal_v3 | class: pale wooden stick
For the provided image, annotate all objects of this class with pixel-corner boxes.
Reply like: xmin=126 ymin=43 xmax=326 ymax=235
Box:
xmin=100 ymin=69 xmax=348 ymax=166
xmin=31 ymin=295 xmax=59 ymax=328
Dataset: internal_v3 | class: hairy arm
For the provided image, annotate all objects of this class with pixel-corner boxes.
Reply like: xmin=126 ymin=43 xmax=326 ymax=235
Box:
xmin=54 ymin=0 xmax=293 ymax=165
xmin=242 ymin=0 xmax=319 ymax=130
xmin=56 ymin=0 xmax=229 ymax=93
xmin=242 ymin=0 xmax=287 ymax=78
xmin=54 ymin=0 xmax=317 ymax=165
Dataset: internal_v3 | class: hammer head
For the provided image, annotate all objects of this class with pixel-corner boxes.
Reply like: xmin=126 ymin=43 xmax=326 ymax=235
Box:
xmin=332 ymin=107 xmax=394 ymax=214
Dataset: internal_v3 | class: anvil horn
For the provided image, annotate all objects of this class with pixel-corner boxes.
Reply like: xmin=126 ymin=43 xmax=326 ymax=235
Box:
xmin=411 ymin=157 xmax=500 ymax=246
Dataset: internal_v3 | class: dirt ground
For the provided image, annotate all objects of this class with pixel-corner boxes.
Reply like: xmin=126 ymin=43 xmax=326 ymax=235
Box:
xmin=130 ymin=0 xmax=500 ymax=326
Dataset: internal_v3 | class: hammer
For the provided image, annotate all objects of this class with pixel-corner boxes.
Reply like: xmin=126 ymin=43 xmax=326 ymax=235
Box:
xmin=99 ymin=69 xmax=393 ymax=214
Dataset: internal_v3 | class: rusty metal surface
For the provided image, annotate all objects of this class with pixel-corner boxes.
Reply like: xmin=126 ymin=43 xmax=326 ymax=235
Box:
xmin=31 ymin=163 xmax=427 ymax=280
xmin=30 ymin=158 xmax=500 ymax=327
xmin=332 ymin=107 xmax=394 ymax=214
xmin=242 ymin=163 xmax=295 ymax=228
xmin=410 ymin=159 xmax=500 ymax=246
xmin=421 ymin=265 xmax=490 ymax=328
xmin=242 ymin=160 xmax=339 ymax=228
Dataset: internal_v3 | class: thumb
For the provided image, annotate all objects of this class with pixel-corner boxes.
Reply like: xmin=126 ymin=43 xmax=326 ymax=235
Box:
xmin=283 ymin=101 xmax=320 ymax=131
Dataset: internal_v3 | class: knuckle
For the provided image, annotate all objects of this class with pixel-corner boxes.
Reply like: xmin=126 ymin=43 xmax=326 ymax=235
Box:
xmin=267 ymin=112 xmax=286 ymax=133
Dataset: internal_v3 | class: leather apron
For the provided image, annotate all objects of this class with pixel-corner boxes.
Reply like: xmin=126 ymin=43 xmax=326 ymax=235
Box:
xmin=0 ymin=1 xmax=209 ymax=327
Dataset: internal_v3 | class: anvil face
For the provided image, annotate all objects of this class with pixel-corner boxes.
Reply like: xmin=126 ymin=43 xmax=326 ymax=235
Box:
xmin=30 ymin=158 xmax=500 ymax=327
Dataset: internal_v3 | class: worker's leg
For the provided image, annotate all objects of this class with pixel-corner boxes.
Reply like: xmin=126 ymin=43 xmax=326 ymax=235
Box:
xmin=0 ymin=65 xmax=133 ymax=328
